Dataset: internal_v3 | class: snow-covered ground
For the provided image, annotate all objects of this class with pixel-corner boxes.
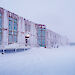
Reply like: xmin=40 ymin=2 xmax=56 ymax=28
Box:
xmin=0 ymin=46 xmax=75 ymax=75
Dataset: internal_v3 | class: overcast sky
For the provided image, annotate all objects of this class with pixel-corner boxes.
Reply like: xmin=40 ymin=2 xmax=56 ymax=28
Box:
xmin=0 ymin=0 xmax=75 ymax=42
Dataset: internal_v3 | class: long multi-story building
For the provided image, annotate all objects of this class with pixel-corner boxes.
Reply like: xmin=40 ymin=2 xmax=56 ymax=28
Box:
xmin=0 ymin=7 xmax=68 ymax=49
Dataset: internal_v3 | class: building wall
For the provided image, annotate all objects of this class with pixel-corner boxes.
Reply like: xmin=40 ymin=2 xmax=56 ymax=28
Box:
xmin=18 ymin=17 xmax=25 ymax=46
xmin=2 ymin=9 xmax=8 ymax=46
xmin=46 ymin=29 xmax=68 ymax=48
xmin=30 ymin=22 xmax=38 ymax=47
xmin=0 ymin=8 xmax=4 ymax=48
xmin=36 ymin=24 xmax=46 ymax=47
xmin=0 ymin=7 xmax=69 ymax=49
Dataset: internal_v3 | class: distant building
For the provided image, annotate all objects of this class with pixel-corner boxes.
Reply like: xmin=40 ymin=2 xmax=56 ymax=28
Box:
xmin=0 ymin=7 xmax=68 ymax=49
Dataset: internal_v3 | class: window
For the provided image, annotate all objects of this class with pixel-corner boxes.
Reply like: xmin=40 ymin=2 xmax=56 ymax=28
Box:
xmin=38 ymin=39 xmax=42 ymax=46
xmin=9 ymin=20 xmax=13 ymax=30
xmin=14 ymin=23 xmax=17 ymax=31
xmin=8 ymin=35 xmax=13 ymax=44
xmin=0 ymin=13 xmax=2 ymax=17
xmin=9 ymin=31 xmax=12 ymax=35
xmin=13 ymin=19 xmax=17 ymax=43
xmin=13 ymin=35 xmax=17 ymax=42
xmin=37 ymin=25 xmax=46 ymax=47
xmin=0 ymin=13 xmax=2 ymax=45
xmin=42 ymin=37 xmax=45 ymax=40
xmin=37 ymin=30 xmax=41 ymax=36
xmin=0 ymin=34 xmax=1 ymax=44
xmin=13 ymin=31 xmax=17 ymax=43
xmin=0 ymin=33 xmax=2 ymax=41
xmin=42 ymin=40 xmax=45 ymax=45
xmin=8 ymin=17 xmax=13 ymax=44
xmin=13 ymin=31 xmax=17 ymax=35
xmin=8 ymin=17 xmax=18 ymax=44
xmin=0 ymin=18 xmax=2 ymax=28
xmin=42 ymin=30 xmax=45 ymax=36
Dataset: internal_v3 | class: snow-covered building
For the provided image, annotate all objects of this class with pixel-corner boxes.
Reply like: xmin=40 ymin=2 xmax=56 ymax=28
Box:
xmin=46 ymin=29 xmax=68 ymax=48
xmin=0 ymin=7 xmax=68 ymax=49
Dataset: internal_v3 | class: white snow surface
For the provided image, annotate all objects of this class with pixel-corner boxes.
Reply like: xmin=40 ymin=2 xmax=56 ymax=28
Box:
xmin=0 ymin=46 xmax=75 ymax=75
xmin=4 ymin=43 xmax=26 ymax=49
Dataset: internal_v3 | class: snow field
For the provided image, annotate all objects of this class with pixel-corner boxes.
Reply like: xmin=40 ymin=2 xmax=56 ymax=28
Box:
xmin=0 ymin=46 xmax=75 ymax=75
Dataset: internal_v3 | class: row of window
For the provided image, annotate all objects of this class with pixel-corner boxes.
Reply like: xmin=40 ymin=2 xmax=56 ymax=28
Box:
xmin=8 ymin=18 xmax=32 ymax=44
xmin=0 ymin=14 xmax=31 ymax=45
xmin=37 ymin=26 xmax=46 ymax=47
xmin=8 ymin=17 xmax=17 ymax=44
xmin=0 ymin=12 xmax=46 ymax=46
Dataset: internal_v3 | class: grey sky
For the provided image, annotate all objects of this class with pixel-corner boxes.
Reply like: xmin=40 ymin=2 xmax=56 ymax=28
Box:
xmin=0 ymin=0 xmax=75 ymax=42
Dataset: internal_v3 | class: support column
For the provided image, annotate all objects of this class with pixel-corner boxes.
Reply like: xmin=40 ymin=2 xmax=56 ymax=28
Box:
xmin=2 ymin=10 xmax=8 ymax=46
